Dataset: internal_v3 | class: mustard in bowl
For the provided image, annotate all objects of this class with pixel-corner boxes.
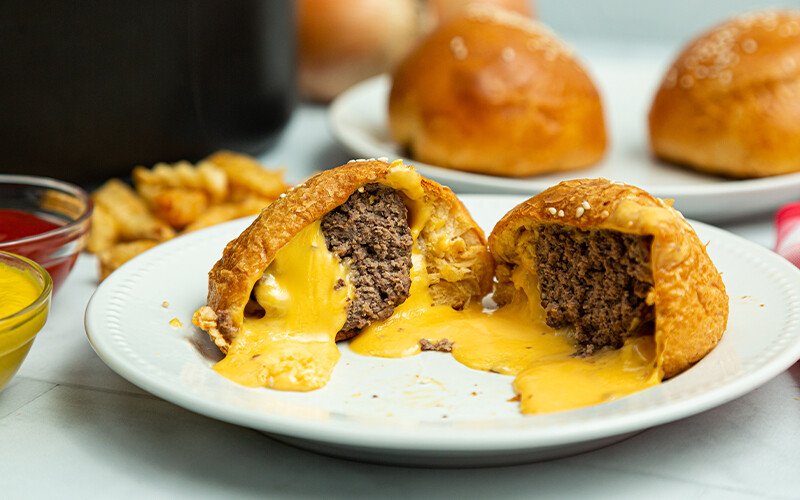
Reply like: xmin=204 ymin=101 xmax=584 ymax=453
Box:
xmin=0 ymin=251 xmax=52 ymax=390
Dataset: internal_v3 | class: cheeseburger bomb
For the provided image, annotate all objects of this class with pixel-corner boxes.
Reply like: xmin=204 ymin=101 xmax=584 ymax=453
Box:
xmin=649 ymin=10 xmax=800 ymax=178
xmin=389 ymin=4 xmax=607 ymax=177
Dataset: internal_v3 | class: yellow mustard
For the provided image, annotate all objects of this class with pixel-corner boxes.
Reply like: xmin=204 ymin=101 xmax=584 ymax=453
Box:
xmin=0 ymin=259 xmax=50 ymax=390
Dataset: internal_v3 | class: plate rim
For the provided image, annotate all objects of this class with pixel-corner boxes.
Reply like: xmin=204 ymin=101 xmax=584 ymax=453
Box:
xmin=84 ymin=200 xmax=800 ymax=452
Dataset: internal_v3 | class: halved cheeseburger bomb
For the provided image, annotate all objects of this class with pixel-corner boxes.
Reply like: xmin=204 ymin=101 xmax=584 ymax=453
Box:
xmin=192 ymin=159 xmax=493 ymax=391
xmin=192 ymin=169 xmax=729 ymax=414
xmin=490 ymin=179 xmax=729 ymax=411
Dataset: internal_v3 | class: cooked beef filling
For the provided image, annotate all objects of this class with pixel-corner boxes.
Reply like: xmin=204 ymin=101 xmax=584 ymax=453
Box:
xmin=321 ymin=184 xmax=413 ymax=334
xmin=419 ymin=338 xmax=453 ymax=352
xmin=535 ymin=224 xmax=655 ymax=353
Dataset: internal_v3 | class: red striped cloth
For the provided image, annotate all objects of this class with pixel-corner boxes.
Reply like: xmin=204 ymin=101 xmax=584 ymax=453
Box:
xmin=775 ymin=202 xmax=800 ymax=267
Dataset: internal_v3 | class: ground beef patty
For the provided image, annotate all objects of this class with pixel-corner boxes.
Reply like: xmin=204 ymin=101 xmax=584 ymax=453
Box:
xmin=535 ymin=225 xmax=655 ymax=353
xmin=321 ymin=184 xmax=413 ymax=335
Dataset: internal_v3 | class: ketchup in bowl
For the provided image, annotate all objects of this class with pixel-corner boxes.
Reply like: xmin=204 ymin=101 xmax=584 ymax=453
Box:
xmin=0 ymin=209 xmax=62 ymax=240
xmin=0 ymin=176 xmax=92 ymax=292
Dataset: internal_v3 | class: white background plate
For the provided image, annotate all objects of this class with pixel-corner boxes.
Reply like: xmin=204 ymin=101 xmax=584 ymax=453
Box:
xmin=85 ymin=195 xmax=800 ymax=466
xmin=329 ymin=74 xmax=800 ymax=222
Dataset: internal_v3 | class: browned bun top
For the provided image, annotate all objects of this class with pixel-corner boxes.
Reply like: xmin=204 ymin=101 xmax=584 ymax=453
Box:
xmin=649 ymin=10 xmax=800 ymax=177
xmin=389 ymin=4 xmax=606 ymax=178
xmin=193 ymin=159 xmax=493 ymax=352
xmin=489 ymin=179 xmax=729 ymax=378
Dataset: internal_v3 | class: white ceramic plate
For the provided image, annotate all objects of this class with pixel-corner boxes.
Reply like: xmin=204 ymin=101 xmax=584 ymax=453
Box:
xmin=85 ymin=195 xmax=800 ymax=466
xmin=329 ymin=75 xmax=800 ymax=222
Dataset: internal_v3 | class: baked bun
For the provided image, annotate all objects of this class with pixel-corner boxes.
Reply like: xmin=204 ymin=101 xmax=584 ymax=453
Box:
xmin=193 ymin=159 xmax=493 ymax=353
xmin=389 ymin=4 xmax=607 ymax=177
xmin=490 ymin=179 xmax=728 ymax=378
xmin=649 ymin=10 xmax=800 ymax=177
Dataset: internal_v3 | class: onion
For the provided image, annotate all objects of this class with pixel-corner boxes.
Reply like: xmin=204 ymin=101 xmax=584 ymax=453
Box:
xmin=297 ymin=0 xmax=419 ymax=102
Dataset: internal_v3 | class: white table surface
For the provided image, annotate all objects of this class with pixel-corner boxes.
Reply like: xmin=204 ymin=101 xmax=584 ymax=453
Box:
xmin=2 ymin=42 xmax=798 ymax=499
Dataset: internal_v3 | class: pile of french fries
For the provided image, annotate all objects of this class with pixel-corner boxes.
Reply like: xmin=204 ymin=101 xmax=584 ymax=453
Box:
xmin=87 ymin=151 xmax=287 ymax=280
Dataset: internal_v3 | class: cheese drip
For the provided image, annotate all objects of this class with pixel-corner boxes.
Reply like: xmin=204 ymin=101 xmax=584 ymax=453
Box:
xmin=214 ymin=220 xmax=352 ymax=391
xmin=350 ymin=239 xmax=661 ymax=414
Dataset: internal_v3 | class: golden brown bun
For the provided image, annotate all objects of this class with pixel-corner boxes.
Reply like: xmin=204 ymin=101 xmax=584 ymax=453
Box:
xmin=389 ymin=4 xmax=606 ymax=177
xmin=297 ymin=0 xmax=419 ymax=102
xmin=193 ymin=159 xmax=493 ymax=352
xmin=489 ymin=179 xmax=728 ymax=378
xmin=649 ymin=10 xmax=800 ymax=178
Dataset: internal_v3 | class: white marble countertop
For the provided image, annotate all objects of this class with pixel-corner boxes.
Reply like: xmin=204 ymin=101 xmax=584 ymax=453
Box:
xmin=2 ymin=42 xmax=799 ymax=499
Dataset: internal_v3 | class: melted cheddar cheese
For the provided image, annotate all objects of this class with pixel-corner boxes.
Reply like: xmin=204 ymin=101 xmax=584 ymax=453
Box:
xmin=214 ymin=220 xmax=352 ymax=391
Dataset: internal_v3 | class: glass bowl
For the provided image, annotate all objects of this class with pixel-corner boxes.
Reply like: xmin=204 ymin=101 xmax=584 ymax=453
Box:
xmin=0 ymin=251 xmax=52 ymax=391
xmin=0 ymin=175 xmax=92 ymax=292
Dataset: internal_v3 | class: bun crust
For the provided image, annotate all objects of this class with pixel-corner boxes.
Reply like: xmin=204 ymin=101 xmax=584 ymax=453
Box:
xmin=649 ymin=10 xmax=800 ymax=177
xmin=489 ymin=179 xmax=728 ymax=378
xmin=194 ymin=160 xmax=493 ymax=352
xmin=389 ymin=5 xmax=606 ymax=177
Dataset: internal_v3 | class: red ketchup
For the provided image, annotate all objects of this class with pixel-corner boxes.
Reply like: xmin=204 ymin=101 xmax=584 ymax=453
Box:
xmin=0 ymin=209 xmax=77 ymax=292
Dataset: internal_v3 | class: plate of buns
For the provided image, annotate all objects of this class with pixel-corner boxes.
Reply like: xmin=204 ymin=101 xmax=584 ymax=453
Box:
xmin=330 ymin=7 xmax=800 ymax=222
xmin=86 ymin=159 xmax=800 ymax=466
